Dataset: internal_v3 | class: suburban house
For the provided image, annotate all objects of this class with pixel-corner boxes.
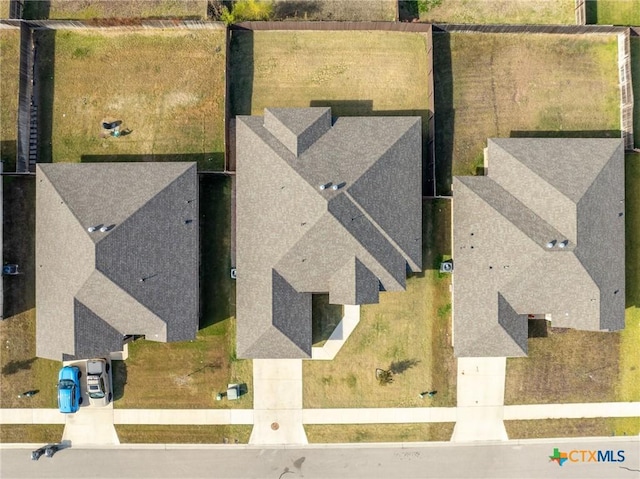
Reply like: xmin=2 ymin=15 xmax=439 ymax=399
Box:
xmin=35 ymin=162 xmax=199 ymax=361
xmin=235 ymin=107 xmax=422 ymax=358
xmin=452 ymin=138 xmax=626 ymax=357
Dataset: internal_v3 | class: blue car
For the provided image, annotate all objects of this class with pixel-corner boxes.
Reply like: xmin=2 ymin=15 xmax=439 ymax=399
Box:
xmin=57 ymin=366 xmax=82 ymax=413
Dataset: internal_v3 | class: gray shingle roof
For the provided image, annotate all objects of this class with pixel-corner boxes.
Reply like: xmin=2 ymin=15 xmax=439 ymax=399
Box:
xmin=453 ymin=138 xmax=625 ymax=358
xmin=236 ymin=108 xmax=422 ymax=359
xmin=36 ymin=162 xmax=198 ymax=361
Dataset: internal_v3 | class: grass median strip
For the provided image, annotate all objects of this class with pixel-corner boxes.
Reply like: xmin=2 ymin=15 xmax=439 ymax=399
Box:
xmin=0 ymin=425 xmax=65 ymax=444
xmin=115 ymin=425 xmax=252 ymax=444
xmin=305 ymin=423 xmax=455 ymax=443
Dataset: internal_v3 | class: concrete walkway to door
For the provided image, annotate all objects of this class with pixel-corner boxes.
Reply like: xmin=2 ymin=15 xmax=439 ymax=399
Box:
xmin=249 ymin=359 xmax=307 ymax=445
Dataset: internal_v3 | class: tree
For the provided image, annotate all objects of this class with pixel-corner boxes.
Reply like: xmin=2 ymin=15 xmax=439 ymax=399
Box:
xmin=221 ymin=0 xmax=274 ymax=25
xmin=376 ymin=368 xmax=394 ymax=386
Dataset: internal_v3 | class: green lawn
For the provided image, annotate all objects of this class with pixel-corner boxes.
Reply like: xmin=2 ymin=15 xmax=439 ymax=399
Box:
xmin=0 ymin=29 xmax=20 ymax=170
xmin=305 ymin=423 xmax=455 ymax=443
xmin=0 ymin=425 xmax=65 ymax=443
xmin=48 ymin=29 xmax=225 ymax=169
xmin=415 ymin=0 xmax=574 ymax=24
xmin=433 ymin=33 xmax=620 ymax=193
xmin=47 ymin=0 xmax=207 ymax=19
xmin=589 ymin=0 xmax=640 ymax=25
xmin=113 ymin=176 xmax=251 ymax=408
xmin=115 ymin=425 xmax=252 ymax=444
xmin=273 ymin=0 xmax=397 ymax=21
xmin=632 ymin=37 xmax=640 ymax=149
xmin=303 ymin=200 xmax=456 ymax=409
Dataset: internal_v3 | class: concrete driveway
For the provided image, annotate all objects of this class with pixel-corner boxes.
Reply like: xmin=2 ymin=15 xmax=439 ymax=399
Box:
xmin=451 ymin=357 xmax=508 ymax=442
xmin=61 ymin=359 xmax=119 ymax=445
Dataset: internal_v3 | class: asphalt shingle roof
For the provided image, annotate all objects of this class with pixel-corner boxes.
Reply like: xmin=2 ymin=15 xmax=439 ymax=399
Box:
xmin=452 ymin=138 xmax=625 ymax=358
xmin=236 ymin=108 xmax=422 ymax=358
xmin=36 ymin=162 xmax=198 ymax=361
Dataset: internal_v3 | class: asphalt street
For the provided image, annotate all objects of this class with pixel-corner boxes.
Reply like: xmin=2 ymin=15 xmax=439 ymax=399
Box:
xmin=1 ymin=438 xmax=638 ymax=479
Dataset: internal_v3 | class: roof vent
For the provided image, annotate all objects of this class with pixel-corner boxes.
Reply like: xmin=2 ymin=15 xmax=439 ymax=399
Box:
xmin=100 ymin=226 xmax=109 ymax=233
xmin=87 ymin=226 xmax=96 ymax=233
xmin=546 ymin=240 xmax=556 ymax=249
xmin=319 ymin=182 xmax=332 ymax=191
xmin=558 ymin=240 xmax=568 ymax=248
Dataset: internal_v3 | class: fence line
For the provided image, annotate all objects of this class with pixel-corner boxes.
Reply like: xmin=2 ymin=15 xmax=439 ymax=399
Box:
xmin=575 ymin=0 xmax=586 ymax=26
xmin=433 ymin=23 xmax=628 ymax=34
xmin=424 ymin=30 xmax=436 ymax=197
xmin=231 ymin=21 xmax=434 ymax=33
xmin=0 ymin=19 xmax=225 ymax=30
xmin=16 ymin=22 xmax=34 ymax=173
xmin=618 ymin=30 xmax=635 ymax=150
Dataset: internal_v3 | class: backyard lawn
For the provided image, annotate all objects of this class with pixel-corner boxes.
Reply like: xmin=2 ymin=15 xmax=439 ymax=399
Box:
xmin=303 ymin=200 xmax=456 ymax=409
xmin=115 ymin=425 xmax=252 ymax=444
xmin=433 ymin=33 xmax=620 ymax=193
xmin=0 ymin=29 xmax=20 ymax=170
xmin=413 ymin=0 xmax=574 ymax=24
xmin=46 ymin=29 xmax=225 ymax=169
xmin=113 ymin=176 xmax=252 ymax=409
xmin=588 ymin=0 xmax=640 ymax=25
xmin=273 ymin=0 xmax=396 ymax=21
xmin=47 ymin=0 xmax=207 ymax=19
xmin=305 ymin=423 xmax=455 ymax=443
xmin=505 ymin=153 xmax=640 ymax=414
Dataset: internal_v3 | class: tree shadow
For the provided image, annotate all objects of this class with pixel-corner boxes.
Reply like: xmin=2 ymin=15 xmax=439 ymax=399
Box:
xmin=389 ymin=358 xmax=420 ymax=375
xmin=273 ymin=0 xmax=321 ymax=20
xmin=398 ymin=0 xmax=419 ymax=22
xmin=111 ymin=360 xmax=127 ymax=402
xmin=432 ymin=31 xmax=454 ymax=195
xmin=199 ymin=175 xmax=235 ymax=329
xmin=2 ymin=357 xmax=36 ymax=375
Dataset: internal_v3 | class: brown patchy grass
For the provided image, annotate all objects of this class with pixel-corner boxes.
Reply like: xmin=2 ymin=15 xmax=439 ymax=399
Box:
xmin=0 ymin=29 xmax=20 ymax=169
xmin=48 ymin=0 xmax=207 ymax=19
xmin=230 ymin=30 xmax=430 ymax=118
xmin=0 ymin=425 xmax=65 ymax=443
xmin=434 ymin=33 xmax=619 ymax=192
xmin=632 ymin=38 xmax=640 ymax=149
xmin=505 ymin=329 xmax=620 ymax=405
xmin=115 ymin=425 xmax=252 ymax=444
xmin=505 ymin=418 xmax=617 ymax=439
xmin=50 ymin=29 xmax=225 ymax=169
xmin=303 ymin=200 xmax=456 ymax=408
xmin=418 ymin=0 xmax=574 ymax=24
xmin=305 ymin=423 xmax=454 ymax=443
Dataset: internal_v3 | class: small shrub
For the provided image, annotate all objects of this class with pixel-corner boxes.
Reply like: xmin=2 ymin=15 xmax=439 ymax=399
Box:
xmin=72 ymin=47 xmax=91 ymax=58
xmin=346 ymin=373 xmax=358 ymax=389
xmin=437 ymin=303 xmax=452 ymax=318
xmin=418 ymin=0 xmax=443 ymax=14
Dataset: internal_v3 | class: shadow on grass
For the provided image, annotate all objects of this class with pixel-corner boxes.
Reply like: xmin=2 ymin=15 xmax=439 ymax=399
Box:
xmin=420 ymin=199 xmax=451 ymax=273
xmin=199 ymin=174 xmax=235 ymax=329
xmin=2 ymin=357 xmax=36 ymax=375
xmin=81 ymin=152 xmax=225 ymax=171
xmin=228 ymin=29 xmax=254 ymax=117
xmin=389 ymin=358 xmax=420 ymax=375
xmin=0 ymin=141 xmax=17 ymax=171
xmin=111 ymin=360 xmax=127 ymax=402
xmin=626 ymin=154 xmax=640 ymax=309
xmin=3 ymin=176 xmax=36 ymax=317
xmin=509 ymin=130 xmax=621 ymax=139
xmin=312 ymin=294 xmax=343 ymax=345
xmin=398 ymin=0 xmax=419 ymax=22
xmin=585 ymin=0 xmax=597 ymax=25
xmin=273 ymin=0 xmax=321 ymax=19
xmin=22 ymin=0 xmax=50 ymax=19
xmin=432 ymin=32 xmax=454 ymax=195
xmin=34 ymin=28 xmax=55 ymax=164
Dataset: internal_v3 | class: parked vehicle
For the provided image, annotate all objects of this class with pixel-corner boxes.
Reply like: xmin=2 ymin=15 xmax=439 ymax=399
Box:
xmin=86 ymin=359 xmax=112 ymax=407
xmin=57 ymin=366 xmax=82 ymax=413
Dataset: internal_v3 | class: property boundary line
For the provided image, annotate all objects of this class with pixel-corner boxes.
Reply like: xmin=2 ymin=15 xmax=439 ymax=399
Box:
xmin=619 ymin=29 xmax=635 ymax=150
xmin=575 ymin=0 xmax=586 ymax=26
xmin=16 ymin=22 xmax=34 ymax=173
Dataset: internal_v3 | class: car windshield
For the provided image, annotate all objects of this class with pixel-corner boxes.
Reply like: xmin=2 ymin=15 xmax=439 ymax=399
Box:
xmin=89 ymin=391 xmax=105 ymax=399
xmin=58 ymin=379 xmax=74 ymax=390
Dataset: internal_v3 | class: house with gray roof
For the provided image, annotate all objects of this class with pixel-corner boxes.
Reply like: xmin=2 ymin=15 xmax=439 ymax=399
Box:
xmin=36 ymin=162 xmax=199 ymax=361
xmin=236 ymin=107 xmax=422 ymax=358
xmin=452 ymin=138 xmax=625 ymax=357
